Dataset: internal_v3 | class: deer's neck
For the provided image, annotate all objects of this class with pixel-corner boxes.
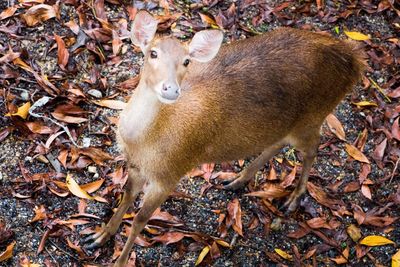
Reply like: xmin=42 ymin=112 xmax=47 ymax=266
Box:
xmin=118 ymin=83 xmax=161 ymax=143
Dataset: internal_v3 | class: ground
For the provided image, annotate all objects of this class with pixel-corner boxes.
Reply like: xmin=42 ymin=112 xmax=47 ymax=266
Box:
xmin=0 ymin=1 xmax=399 ymax=267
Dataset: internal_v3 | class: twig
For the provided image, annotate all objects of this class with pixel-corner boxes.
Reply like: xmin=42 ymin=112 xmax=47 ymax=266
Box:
xmin=36 ymin=227 xmax=80 ymax=262
xmin=389 ymin=158 xmax=400 ymax=184
xmin=29 ymin=96 xmax=82 ymax=148
xmin=369 ymin=77 xmax=391 ymax=103
xmin=44 ymin=246 xmax=58 ymax=265
xmin=230 ymin=232 xmax=239 ymax=247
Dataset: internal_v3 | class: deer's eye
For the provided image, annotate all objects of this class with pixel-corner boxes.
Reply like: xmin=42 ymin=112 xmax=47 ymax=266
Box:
xmin=150 ymin=50 xmax=157 ymax=58
xmin=183 ymin=59 xmax=190 ymax=67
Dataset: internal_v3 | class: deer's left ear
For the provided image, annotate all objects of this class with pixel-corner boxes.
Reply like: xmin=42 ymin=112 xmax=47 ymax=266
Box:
xmin=189 ymin=30 xmax=223 ymax=62
xmin=131 ymin=11 xmax=158 ymax=53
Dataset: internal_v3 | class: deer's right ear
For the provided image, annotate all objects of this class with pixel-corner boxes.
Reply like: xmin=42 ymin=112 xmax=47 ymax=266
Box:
xmin=131 ymin=11 xmax=158 ymax=53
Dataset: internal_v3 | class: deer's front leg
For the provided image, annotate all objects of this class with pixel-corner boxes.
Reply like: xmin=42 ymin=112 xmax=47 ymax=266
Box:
xmin=84 ymin=167 xmax=145 ymax=249
xmin=114 ymin=178 xmax=178 ymax=267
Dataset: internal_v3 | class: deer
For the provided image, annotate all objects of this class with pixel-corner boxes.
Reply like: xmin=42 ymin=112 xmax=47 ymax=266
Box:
xmin=83 ymin=10 xmax=365 ymax=266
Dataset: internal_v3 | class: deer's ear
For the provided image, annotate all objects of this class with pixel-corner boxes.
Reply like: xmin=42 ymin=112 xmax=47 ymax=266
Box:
xmin=131 ymin=11 xmax=158 ymax=53
xmin=189 ymin=30 xmax=223 ymax=62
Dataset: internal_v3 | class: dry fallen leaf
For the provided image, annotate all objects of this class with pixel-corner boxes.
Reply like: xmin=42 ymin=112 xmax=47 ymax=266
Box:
xmin=195 ymin=245 xmax=210 ymax=266
xmin=326 ymin=114 xmax=346 ymax=141
xmin=344 ymin=30 xmax=370 ymax=41
xmin=54 ymin=34 xmax=69 ymax=70
xmin=359 ymin=235 xmax=395 ymax=246
xmin=392 ymin=249 xmax=400 ymax=267
xmin=66 ymin=173 xmax=94 ymax=200
xmin=274 ymin=248 xmax=292 ymax=260
xmin=347 ymin=224 xmax=362 ymax=242
xmin=352 ymin=101 xmax=378 ymax=108
xmin=5 ymin=102 xmax=31 ymax=119
xmin=21 ymin=4 xmax=58 ymax=27
xmin=345 ymin=143 xmax=370 ymax=163
xmin=93 ymin=99 xmax=127 ymax=110
xmin=0 ymin=241 xmax=16 ymax=262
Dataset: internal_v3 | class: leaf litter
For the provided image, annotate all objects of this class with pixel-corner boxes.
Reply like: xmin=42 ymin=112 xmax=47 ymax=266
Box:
xmin=0 ymin=0 xmax=399 ymax=266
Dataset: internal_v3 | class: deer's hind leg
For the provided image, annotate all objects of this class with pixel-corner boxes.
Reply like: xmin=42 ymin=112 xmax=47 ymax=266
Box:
xmin=223 ymin=142 xmax=284 ymax=190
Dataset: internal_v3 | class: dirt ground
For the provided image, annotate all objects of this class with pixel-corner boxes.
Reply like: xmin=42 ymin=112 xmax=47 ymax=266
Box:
xmin=0 ymin=1 xmax=399 ymax=267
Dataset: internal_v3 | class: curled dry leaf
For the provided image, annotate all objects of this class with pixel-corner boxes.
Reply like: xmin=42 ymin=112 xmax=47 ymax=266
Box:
xmin=21 ymin=4 xmax=58 ymax=27
xmin=345 ymin=143 xmax=370 ymax=163
xmin=30 ymin=205 xmax=47 ymax=223
xmin=66 ymin=173 xmax=94 ymax=200
xmin=330 ymin=247 xmax=349 ymax=265
xmin=359 ymin=235 xmax=395 ymax=246
xmin=0 ymin=241 xmax=16 ymax=262
xmin=152 ymin=232 xmax=185 ymax=245
xmin=326 ymin=114 xmax=346 ymax=141
xmin=352 ymin=101 xmax=378 ymax=108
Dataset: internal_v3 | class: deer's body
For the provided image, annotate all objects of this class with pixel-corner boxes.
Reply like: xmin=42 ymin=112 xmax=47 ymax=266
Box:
xmin=84 ymin=11 xmax=365 ymax=267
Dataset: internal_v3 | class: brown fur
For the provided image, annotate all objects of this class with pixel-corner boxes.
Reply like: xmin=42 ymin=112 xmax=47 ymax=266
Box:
xmin=86 ymin=26 xmax=365 ymax=266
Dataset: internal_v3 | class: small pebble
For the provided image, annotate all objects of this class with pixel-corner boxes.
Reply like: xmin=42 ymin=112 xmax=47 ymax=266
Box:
xmin=88 ymin=166 xmax=97 ymax=173
xmin=87 ymin=89 xmax=103 ymax=98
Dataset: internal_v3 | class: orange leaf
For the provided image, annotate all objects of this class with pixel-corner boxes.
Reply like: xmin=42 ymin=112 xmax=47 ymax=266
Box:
xmin=361 ymin=184 xmax=372 ymax=200
xmin=345 ymin=143 xmax=370 ymax=163
xmin=80 ymin=178 xmax=104 ymax=194
xmin=5 ymin=102 xmax=31 ymax=119
xmin=0 ymin=241 xmax=16 ymax=262
xmin=0 ymin=6 xmax=18 ymax=20
xmin=326 ymin=114 xmax=346 ymax=141
xmin=21 ymin=4 xmax=57 ymax=27
xmin=54 ymin=34 xmax=69 ymax=70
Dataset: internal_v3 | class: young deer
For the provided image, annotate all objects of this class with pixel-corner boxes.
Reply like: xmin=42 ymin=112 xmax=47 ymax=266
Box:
xmin=84 ymin=11 xmax=365 ymax=266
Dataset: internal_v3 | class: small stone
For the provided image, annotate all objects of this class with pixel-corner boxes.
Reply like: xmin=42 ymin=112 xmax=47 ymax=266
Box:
xmin=88 ymin=166 xmax=97 ymax=173
xmin=270 ymin=217 xmax=283 ymax=231
xmin=20 ymin=91 xmax=29 ymax=101
xmin=87 ymin=89 xmax=103 ymax=98
xmin=82 ymin=137 xmax=91 ymax=147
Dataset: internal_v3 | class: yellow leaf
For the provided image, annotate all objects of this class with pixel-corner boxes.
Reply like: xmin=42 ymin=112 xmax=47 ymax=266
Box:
xmin=195 ymin=246 xmax=210 ymax=266
xmin=345 ymin=144 xmax=370 ymax=163
xmin=352 ymin=101 xmax=378 ymax=107
xmin=5 ymin=102 xmax=31 ymax=119
xmin=275 ymin=248 xmax=293 ymax=260
xmin=216 ymin=240 xmax=231 ymax=248
xmin=392 ymin=249 xmax=400 ymax=267
xmin=344 ymin=30 xmax=370 ymax=41
xmin=66 ymin=173 xmax=94 ymax=200
xmin=0 ymin=241 xmax=16 ymax=262
xmin=359 ymin=235 xmax=395 ymax=246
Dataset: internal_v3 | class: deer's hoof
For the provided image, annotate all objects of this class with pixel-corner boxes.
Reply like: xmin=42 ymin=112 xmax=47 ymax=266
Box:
xmin=82 ymin=228 xmax=112 ymax=250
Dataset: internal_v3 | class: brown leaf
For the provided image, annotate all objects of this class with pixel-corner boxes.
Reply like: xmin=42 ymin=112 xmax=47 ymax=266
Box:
xmin=21 ymin=4 xmax=57 ymax=27
xmin=25 ymin=121 xmax=54 ymax=134
xmin=345 ymin=143 xmax=370 ymax=163
xmin=80 ymin=179 xmax=104 ymax=194
xmin=343 ymin=181 xmax=360 ymax=193
xmin=372 ymin=138 xmax=387 ymax=162
xmin=227 ymin=198 xmax=243 ymax=236
xmin=330 ymin=247 xmax=349 ymax=264
xmin=326 ymin=114 xmax=346 ymax=141
xmin=306 ymin=217 xmax=331 ymax=229
xmin=0 ymin=46 xmax=20 ymax=64
xmin=361 ymin=185 xmax=372 ymax=200
xmin=112 ymin=30 xmax=122 ymax=56
xmin=94 ymin=0 xmax=107 ymax=20
xmin=307 ymin=182 xmax=344 ymax=210
xmin=51 ymin=112 xmax=88 ymax=124
xmin=392 ymin=117 xmax=400 ymax=141
xmin=54 ymin=34 xmax=69 ymax=70
xmin=78 ymin=147 xmax=112 ymax=165
xmin=347 ymin=224 xmax=361 ymax=242
xmin=30 ymin=205 xmax=47 ymax=223
xmin=0 ymin=6 xmax=18 ymax=20
xmin=246 ymin=183 xmax=290 ymax=199
xmin=152 ymin=232 xmax=185 ymax=245
xmin=0 ymin=241 xmax=16 ymax=262
xmin=280 ymin=166 xmax=296 ymax=188
xmin=93 ymin=99 xmax=127 ymax=110
xmin=66 ymin=238 xmax=86 ymax=258
xmin=199 ymin=13 xmax=218 ymax=28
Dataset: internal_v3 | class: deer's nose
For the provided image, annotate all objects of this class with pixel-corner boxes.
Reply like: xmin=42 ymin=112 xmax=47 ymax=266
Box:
xmin=161 ymin=83 xmax=180 ymax=101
